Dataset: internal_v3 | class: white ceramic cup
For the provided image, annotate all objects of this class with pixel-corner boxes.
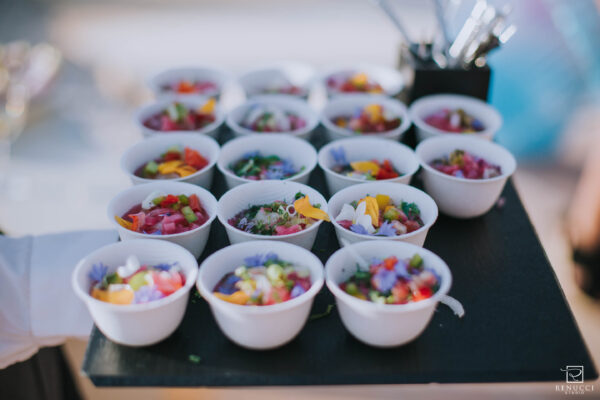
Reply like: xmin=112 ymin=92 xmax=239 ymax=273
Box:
xmin=120 ymin=134 xmax=220 ymax=189
xmin=409 ymin=93 xmax=502 ymax=143
xmin=325 ymin=240 xmax=452 ymax=347
xmin=72 ymin=239 xmax=198 ymax=346
xmin=148 ymin=66 xmax=230 ymax=99
xmin=320 ymin=94 xmax=411 ymax=142
xmin=217 ymin=180 xmax=328 ymax=250
xmin=415 ymin=135 xmax=517 ymax=218
xmin=320 ymin=64 xmax=404 ymax=98
xmin=225 ymin=95 xmax=319 ymax=140
xmin=238 ymin=62 xmax=315 ymax=99
xmin=197 ymin=240 xmax=324 ymax=350
xmin=318 ymin=137 xmax=420 ymax=194
xmin=217 ymin=134 xmax=317 ymax=189
xmin=327 ymin=182 xmax=438 ymax=247
xmin=107 ymin=181 xmax=217 ymax=258
xmin=135 ymin=95 xmax=225 ymax=138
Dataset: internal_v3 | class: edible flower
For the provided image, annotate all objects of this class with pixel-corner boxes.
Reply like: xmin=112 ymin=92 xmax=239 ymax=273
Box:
xmin=350 ymin=161 xmax=380 ymax=176
xmin=336 ymin=201 xmax=374 ymax=234
xmin=294 ymin=196 xmax=330 ymax=222
xmin=358 ymin=196 xmax=379 ymax=227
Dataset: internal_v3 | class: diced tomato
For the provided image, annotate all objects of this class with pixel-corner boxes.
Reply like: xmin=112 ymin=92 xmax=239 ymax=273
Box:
xmin=264 ymin=287 xmax=291 ymax=305
xmin=163 ymin=151 xmax=182 ymax=162
xmin=153 ymin=271 xmax=183 ymax=296
xmin=184 ymin=147 xmax=209 ymax=170
xmin=189 ymin=194 xmax=201 ymax=212
xmin=404 ymin=220 xmax=422 ymax=233
xmin=160 ymin=194 xmax=179 ymax=208
xmin=176 ymin=81 xmax=196 ymax=94
xmin=413 ymin=286 xmax=433 ymax=302
xmin=376 ymin=160 xmax=400 ymax=180
xmin=392 ymin=282 xmax=410 ymax=303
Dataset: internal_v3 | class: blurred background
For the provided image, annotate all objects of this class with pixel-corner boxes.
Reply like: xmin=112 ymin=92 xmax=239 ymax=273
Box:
xmin=1 ymin=0 xmax=599 ymax=398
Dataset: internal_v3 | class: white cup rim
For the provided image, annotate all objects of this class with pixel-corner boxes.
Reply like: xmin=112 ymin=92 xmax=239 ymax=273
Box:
xmin=320 ymin=94 xmax=411 ymax=139
xmin=415 ymin=136 xmax=517 ymax=184
xmin=120 ymin=134 xmax=220 ymax=184
xmin=216 ymin=181 xmax=328 ymax=240
xmin=216 ymin=134 xmax=317 ymax=185
xmin=71 ymin=239 xmax=198 ymax=312
xmin=409 ymin=93 xmax=502 ymax=138
xmin=196 ymin=240 xmax=324 ymax=314
xmin=317 ymin=137 xmax=420 ymax=184
xmin=225 ymin=94 xmax=319 ymax=137
xmin=107 ymin=182 xmax=218 ymax=239
xmin=325 ymin=240 xmax=452 ymax=313
xmin=327 ymin=182 xmax=438 ymax=241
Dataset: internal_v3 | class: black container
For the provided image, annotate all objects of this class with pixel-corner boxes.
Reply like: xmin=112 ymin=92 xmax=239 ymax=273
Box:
xmin=408 ymin=58 xmax=492 ymax=103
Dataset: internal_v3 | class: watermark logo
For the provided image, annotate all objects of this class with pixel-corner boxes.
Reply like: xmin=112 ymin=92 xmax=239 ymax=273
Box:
xmin=556 ymin=366 xmax=594 ymax=395
xmin=562 ymin=366 xmax=585 ymax=383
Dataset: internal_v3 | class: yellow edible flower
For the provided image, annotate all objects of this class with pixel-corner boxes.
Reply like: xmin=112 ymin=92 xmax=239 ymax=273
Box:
xmin=350 ymin=72 xmax=368 ymax=87
xmin=92 ymin=288 xmax=134 ymax=305
xmin=175 ymin=165 xmax=197 ymax=177
xmin=199 ymin=98 xmax=216 ymax=114
xmin=158 ymin=160 xmax=184 ymax=175
xmin=359 ymin=196 xmax=379 ymax=227
xmin=214 ymin=290 xmax=250 ymax=305
xmin=294 ymin=195 xmax=330 ymax=222
xmin=364 ymin=104 xmax=383 ymax=123
xmin=375 ymin=194 xmax=391 ymax=209
xmin=350 ymin=161 xmax=380 ymax=176
xmin=114 ymin=215 xmax=133 ymax=230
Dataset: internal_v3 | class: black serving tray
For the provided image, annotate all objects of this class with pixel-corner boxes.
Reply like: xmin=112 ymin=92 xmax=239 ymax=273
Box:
xmin=81 ymin=128 xmax=597 ymax=386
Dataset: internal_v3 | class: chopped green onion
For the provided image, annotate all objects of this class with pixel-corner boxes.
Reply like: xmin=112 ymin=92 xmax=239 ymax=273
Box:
xmin=152 ymin=196 xmax=165 ymax=205
xmin=144 ymin=161 xmax=159 ymax=175
xmin=181 ymin=206 xmax=198 ymax=223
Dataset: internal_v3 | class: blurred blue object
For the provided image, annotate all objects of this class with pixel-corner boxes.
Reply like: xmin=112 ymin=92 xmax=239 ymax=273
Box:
xmin=485 ymin=0 xmax=600 ymax=159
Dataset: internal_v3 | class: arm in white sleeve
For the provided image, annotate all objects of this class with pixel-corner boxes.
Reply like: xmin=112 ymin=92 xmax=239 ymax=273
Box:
xmin=0 ymin=229 xmax=118 ymax=369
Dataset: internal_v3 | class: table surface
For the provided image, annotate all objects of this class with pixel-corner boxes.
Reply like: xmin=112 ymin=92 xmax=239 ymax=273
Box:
xmin=82 ymin=129 xmax=597 ymax=387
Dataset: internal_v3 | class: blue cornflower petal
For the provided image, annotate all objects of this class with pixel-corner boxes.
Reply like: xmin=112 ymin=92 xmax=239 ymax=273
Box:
xmin=265 ymin=166 xmax=285 ymax=180
xmin=350 ymin=224 xmax=369 ymax=235
xmin=290 ymin=284 xmax=306 ymax=298
xmin=242 ymin=150 xmax=260 ymax=159
xmin=372 ymin=269 xmax=397 ymax=293
xmin=154 ymin=263 xmax=172 ymax=271
xmin=280 ymin=159 xmax=297 ymax=175
xmin=88 ymin=263 xmax=108 ymax=282
xmin=330 ymin=147 xmax=348 ymax=166
xmin=244 ymin=252 xmax=279 ymax=267
xmin=150 ymin=230 xmax=162 ymax=235
xmin=374 ymin=221 xmax=397 ymax=237
xmin=217 ymin=274 xmax=241 ymax=295
xmin=454 ymin=170 xmax=464 ymax=178
xmin=134 ymin=286 xmax=164 ymax=304
xmin=394 ymin=259 xmax=410 ymax=278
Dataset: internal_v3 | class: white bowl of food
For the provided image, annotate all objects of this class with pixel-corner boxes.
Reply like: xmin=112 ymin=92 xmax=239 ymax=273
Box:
xmin=197 ymin=240 xmax=324 ymax=349
xmin=217 ymin=180 xmax=328 ymax=250
xmin=121 ymin=134 xmax=220 ymax=189
xmin=149 ymin=66 xmax=230 ymax=99
xmin=415 ymin=135 xmax=516 ymax=218
xmin=318 ymin=137 xmax=419 ymax=194
xmin=136 ymin=95 xmax=225 ymax=138
xmin=72 ymin=239 xmax=198 ymax=346
xmin=226 ymin=95 xmax=319 ymax=140
xmin=409 ymin=94 xmax=502 ymax=143
xmin=107 ymin=181 xmax=217 ymax=258
xmin=321 ymin=64 xmax=404 ymax=98
xmin=238 ymin=62 xmax=315 ymax=99
xmin=320 ymin=94 xmax=411 ymax=142
xmin=217 ymin=134 xmax=317 ymax=189
xmin=328 ymin=182 xmax=438 ymax=247
xmin=325 ymin=240 xmax=451 ymax=347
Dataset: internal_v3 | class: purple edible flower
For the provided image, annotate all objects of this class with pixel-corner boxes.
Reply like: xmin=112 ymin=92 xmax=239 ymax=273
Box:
xmin=394 ymin=259 xmax=410 ymax=278
xmin=350 ymin=224 xmax=368 ymax=235
xmin=372 ymin=268 xmax=397 ymax=293
xmin=150 ymin=230 xmax=162 ymax=235
xmin=374 ymin=221 xmax=396 ymax=237
xmin=454 ymin=170 xmax=464 ymax=178
xmin=244 ymin=252 xmax=279 ymax=267
xmin=134 ymin=285 xmax=164 ymax=304
xmin=154 ymin=263 xmax=173 ymax=271
xmin=370 ymin=257 xmax=383 ymax=266
xmin=330 ymin=147 xmax=348 ymax=166
xmin=88 ymin=263 xmax=108 ymax=282
xmin=265 ymin=166 xmax=285 ymax=180
xmin=290 ymin=284 xmax=306 ymax=298
xmin=217 ymin=274 xmax=242 ymax=295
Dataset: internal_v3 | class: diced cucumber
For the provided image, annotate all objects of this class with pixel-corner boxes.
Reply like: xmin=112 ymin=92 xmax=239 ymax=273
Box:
xmin=181 ymin=206 xmax=198 ymax=223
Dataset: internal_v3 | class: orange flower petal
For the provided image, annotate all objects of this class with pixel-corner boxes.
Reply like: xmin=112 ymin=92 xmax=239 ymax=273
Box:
xmin=158 ymin=160 xmax=183 ymax=175
xmin=214 ymin=291 xmax=250 ymax=305
xmin=199 ymin=98 xmax=216 ymax=114
xmin=375 ymin=194 xmax=391 ymax=209
xmin=350 ymin=161 xmax=380 ymax=176
xmin=294 ymin=196 xmax=330 ymax=222
xmin=114 ymin=215 xmax=133 ymax=230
